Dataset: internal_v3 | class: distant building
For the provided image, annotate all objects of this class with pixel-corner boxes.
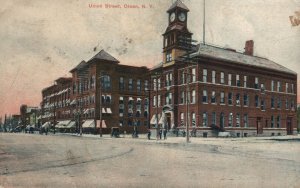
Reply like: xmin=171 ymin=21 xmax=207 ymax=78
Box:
xmin=20 ymin=105 xmax=39 ymax=130
xmin=149 ymin=0 xmax=297 ymax=137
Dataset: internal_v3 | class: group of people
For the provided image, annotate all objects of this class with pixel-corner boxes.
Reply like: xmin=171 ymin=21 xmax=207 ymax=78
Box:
xmin=147 ymin=129 xmax=167 ymax=140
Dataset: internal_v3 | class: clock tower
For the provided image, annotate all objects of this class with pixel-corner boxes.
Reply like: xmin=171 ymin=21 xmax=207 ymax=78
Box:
xmin=163 ymin=0 xmax=193 ymax=67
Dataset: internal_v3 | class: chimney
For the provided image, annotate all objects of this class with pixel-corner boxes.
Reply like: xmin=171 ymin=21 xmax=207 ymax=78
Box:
xmin=244 ymin=40 xmax=254 ymax=56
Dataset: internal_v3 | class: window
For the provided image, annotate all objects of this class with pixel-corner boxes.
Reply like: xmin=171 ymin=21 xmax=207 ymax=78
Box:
xmin=192 ymin=113 xmax=196 ymax=127
xmin=228 ymin=113 xmax=233 ymax=127
xmin=220 ymin=113 xmax=225 ymax=128
xmin=202 ymin=112 xmax=207 ymax=127
xmin=144 ymin=80 xmax=149 ymax=91
xmin=236 ymin=93 xmax=240 ymax=106
xmin=220 ymin=92 xmax=225 ymax=104
xmin=137 ymin=79 xmax=141 ymax=92
xmin=191 ymin=90 xmax=196 ymax=104
xmin=271 ymin=80 xmax=275 ymax=91
xmin=261 ymin=83 xmax=265 ymax=93
xmin=228 ymin=92 xmax=233 ymax=105
xmin=212 ymin=70 xmax=216 ymax=83
xmin=255 ymin=77 xmax=259 ymax=89
xmin=228 ymin=74 xmax=232 ymax=86
xmin=236 ymin=113 xmax=240 ymax=127
xmin=166 ymin=73 xmax=172 ymax=86
xmin=211 ymin=91 xmax=216 ymax=104
xmin=203 ymin=69 xmax=207 ymax=83
xmin=291 ymin=100 xmax=295 ymax=110
xmin=128 ymin=78 xmax=133 ymax=91
xmin=285 ymin=83 xmax=289 ymax=93
xmin=243 ymin=76 xmax=247 ymax=88
xmin=157 ymin=78 xmax=161 ymax=89
xmin=119 ymin=77 xmax=125 ymax=90
xmin=261 ymin=99 xmax=265 ymax=110
xmin=236 ymin=75 xmax=240 ymax=86
xmin=158 ymin=95 xmax=161 ymax=107
xmin=181 ymin=71 xmax=185 ymax=84
xmin=285 ymin=98 xmax=289 ymax=109
xmin=166 ymin=51 xmax=172 ymax=62
xmin=220 ymin=72 xmax=224 ymax=84
xmin=212 ymin=112 xmax=216 ymax=125
xmin=271 ymin=97 xmax=275 ymax=108
xmin=244 ymin=114 xmax=248 ymax=127
xmin=291 ymin=83 xmax=294 ymax=93
xmin=243 ymin=94 xmax=249 ymax=106
xmin=202 ymin=90 xmax=207 ymax=103
xmin=271 ymin=115 xmax=274 ymax=128
xmin=153 ymin=78 xmax=157 ymax=90
xmin=180 ymin=113 xmax=184 ymax=127
xmin=277 ymin=81 xmax=281 ymax=92
xmin=192 ymin=68 xmax=196 ymax=82
xmin=180 ymin=91 xmax=185 ymax=104
xmin=166 ymin=92 xmax=172 ymax=105
xmin=277 ymin=115 xmax=281 ymax=128
xmin=277 ymin=98 xmax=281 ymax=109
xmin=153 ymin=96 xmax=156 ymax=107
xmin=101 ymin=75 xmax=111 ymax=90
xmin=255 ymin=95 xmax=259 ymax=107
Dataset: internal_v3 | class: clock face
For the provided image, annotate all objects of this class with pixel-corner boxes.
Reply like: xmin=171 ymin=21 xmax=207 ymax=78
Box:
xmin=170 ymin=12 xmax=175 ymax=22
xmin=178 ymin=12 xmax=186 ymax=22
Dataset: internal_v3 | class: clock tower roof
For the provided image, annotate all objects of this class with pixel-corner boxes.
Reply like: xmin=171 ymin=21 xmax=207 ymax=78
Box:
xmin=167 ymin=0 xmax=189 ymax=13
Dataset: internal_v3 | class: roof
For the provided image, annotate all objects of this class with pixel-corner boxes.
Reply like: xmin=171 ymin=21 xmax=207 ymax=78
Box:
xmin=70 ymin=60 xmax=87 ymax=73
xmin=167 ymin=0 xmax=189 ymax=12
xmin=88 ymin=50 xmax=119 ymax=63
xmin=190 ymin=43 xmax=296 ymax=75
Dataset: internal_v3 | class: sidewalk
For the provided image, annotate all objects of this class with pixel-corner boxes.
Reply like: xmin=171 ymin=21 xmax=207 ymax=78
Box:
xmin=52 ymin=132 xmax=300 ymax=145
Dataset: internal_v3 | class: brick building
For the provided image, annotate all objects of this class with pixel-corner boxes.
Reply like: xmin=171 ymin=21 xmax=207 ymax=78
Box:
xmin=149 ymin=0 xmax=297 ymax=137
xmin=41 ymin=50 xmax=149 ymax=134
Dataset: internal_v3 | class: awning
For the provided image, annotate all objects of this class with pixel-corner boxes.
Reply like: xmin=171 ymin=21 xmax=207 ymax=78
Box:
xmin=119 ymin=96 xmax=124 ymax=100
xmin=83 ymin=109 xmax=90 ymax=114
xmin=158 ymin=113 xmax=166 ymax=125
xmin=106 ymin=108 xmax=112 ymax=114
xmin=102 ymin=108 xmax=106 ymax=114
xmin=150 ymin=114 xmax=160 ymax=125
xmin=96 ymin=120 xmax=107 ymax=128
xmin=137 ymin=98 xmax=142 ymax=101
xmin=129 ymin=97 xmax=134 ymax=101
xmin=42 ymin=122 xmax=50 ymax=129
xmin=70 ymin=99 xmax=76 ymax=105
xmin=56 ymin=120 xmax=71 ymax=128
xmin=66 ymin=121 xmax=76 ymax=129
xmin=82 ymin=119 xmax=95 ymax=128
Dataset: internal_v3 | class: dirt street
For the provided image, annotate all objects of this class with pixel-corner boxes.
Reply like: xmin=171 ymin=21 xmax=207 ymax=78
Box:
xmin=0 ymin=133 xmax=300 ymax=188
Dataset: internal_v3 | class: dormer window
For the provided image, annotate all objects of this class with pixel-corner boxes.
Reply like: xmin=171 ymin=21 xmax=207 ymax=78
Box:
xmin=166 ymin=51 xmax=172 ymax=62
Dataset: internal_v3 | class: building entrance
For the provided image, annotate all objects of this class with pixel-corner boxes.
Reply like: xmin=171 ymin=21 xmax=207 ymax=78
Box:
xmin=257 ymin=117 xmax=263 ymax=134
xmin=287 ymin=117 xmax=293 ymax=135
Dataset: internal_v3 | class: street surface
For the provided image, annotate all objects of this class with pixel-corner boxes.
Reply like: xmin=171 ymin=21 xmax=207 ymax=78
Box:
xmin=0 ymin=133 xmax=300 ymax=188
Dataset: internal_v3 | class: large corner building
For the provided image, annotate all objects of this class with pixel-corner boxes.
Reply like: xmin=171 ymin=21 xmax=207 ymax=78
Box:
xmin=149 ymin=0 xmax=297 ymax=137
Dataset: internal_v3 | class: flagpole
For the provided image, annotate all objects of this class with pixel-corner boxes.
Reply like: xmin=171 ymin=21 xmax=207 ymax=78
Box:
xmin=203 ymin=0 xmax=206 ymax=45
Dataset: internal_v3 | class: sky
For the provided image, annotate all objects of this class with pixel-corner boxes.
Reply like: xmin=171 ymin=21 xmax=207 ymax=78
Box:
xmin=0 ymin=0 xmax=299 ymax=119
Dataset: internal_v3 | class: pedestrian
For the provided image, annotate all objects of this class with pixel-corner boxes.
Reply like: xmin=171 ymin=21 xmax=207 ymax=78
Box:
xmin=163 ymin=129 xmax=167 ymax=140
xmin=147 ymin=129 xmax=151 ymax=140
xmin=159 ymin=129 xmax=162 ymax=139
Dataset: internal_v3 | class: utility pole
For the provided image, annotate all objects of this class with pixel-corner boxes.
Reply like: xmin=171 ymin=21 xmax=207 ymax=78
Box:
xmin=99 ymin=73 xmax=103 ymax=137
xmin=155 ymin=73 xmax=159 ymax=140
xmin=185 ymin=67 xmax=190 ymax=143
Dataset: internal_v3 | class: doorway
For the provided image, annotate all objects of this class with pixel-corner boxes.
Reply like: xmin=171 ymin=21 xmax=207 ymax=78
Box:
xmin=257 ymin=117 xmax=263 ymax=134
xmin=287 ymin=117 xmax=293 ymax=135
